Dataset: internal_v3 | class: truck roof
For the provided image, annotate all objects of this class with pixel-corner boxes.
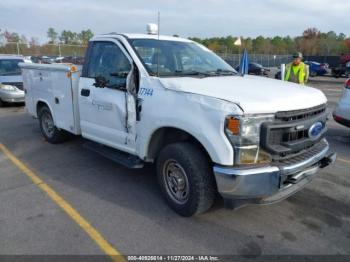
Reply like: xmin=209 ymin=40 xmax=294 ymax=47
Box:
xmin=93 ymin=33 xmax=193 ymax=43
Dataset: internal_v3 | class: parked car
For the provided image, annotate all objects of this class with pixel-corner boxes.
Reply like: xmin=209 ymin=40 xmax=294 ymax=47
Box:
xmin=20 ymin=26 xmax=335 ymax=216
xmin=346 ymin=61 xmax=350 ymax=78
xmin=331 ymin=54 xmax=350 ymax=78
xmin=236 ymin=62 xmax=269 ymax=75
xmin=0 ymin=55 xmax=25 ymax=107
xmin=333 ymin=78 xmax=350 ymax=127
xmin=61 ymin=56 xmax=85 ymax=65
xmin=304 ymin=61 xmax=328 ymax=77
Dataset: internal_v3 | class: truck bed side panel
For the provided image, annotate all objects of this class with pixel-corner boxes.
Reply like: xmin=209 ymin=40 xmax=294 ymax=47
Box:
xmin=20 ymin=63 xmax=81 ymax=135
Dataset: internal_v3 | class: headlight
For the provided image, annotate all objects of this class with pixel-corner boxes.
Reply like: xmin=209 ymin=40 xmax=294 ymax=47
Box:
xmin=0 ymin=84 xmax=17 ymax=91
xmin=225 ymin=114 xmax=274 ymax=165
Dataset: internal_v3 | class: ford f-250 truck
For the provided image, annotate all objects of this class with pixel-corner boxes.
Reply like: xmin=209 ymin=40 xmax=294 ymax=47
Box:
xmin=20 ymin=27 xmax=336 ymax=216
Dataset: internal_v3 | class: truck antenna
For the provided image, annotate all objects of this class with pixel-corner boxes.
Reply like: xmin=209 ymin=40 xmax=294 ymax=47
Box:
xmin=157 ymin=11 xmax=160 ymax=77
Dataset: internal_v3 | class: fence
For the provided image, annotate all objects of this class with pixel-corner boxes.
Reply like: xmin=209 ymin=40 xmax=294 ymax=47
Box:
xmin=0 ymin=42 xmax=87 ymax=57
xmin=218 ymin=53 xmax=292 ymax=68
xmin=0 ymin=42 xmax=342 ymax=68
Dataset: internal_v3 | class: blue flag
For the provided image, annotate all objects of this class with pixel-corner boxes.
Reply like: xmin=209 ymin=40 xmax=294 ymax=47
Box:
xmin=239 ymin=49 xmax=249 ymax=75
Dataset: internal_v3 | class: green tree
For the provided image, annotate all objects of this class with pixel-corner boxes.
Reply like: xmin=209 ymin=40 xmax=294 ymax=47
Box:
xmin=59 ymin=30 xmax=79 ymax=45
xmin=47 ymin=28 xmax=58 ymax=44
xmin=78 ymin=29 xmax=94 ymax=45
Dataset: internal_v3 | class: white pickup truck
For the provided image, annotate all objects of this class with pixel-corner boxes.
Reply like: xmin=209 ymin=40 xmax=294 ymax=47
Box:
xmin=20 ymin=28 xmax=336 ymax=216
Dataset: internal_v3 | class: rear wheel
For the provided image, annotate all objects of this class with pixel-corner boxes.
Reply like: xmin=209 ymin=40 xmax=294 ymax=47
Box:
xmin=38 ymin=106 xmax=69 ymax=144
xmin=0 ymin=99 xmax=3 ymax=107
xmin=156 ymin=142 xmax=216 ymax=216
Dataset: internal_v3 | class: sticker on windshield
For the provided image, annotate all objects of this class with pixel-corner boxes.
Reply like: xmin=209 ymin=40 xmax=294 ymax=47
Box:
xmin=139 ymin=88 xmax=154 ymax=96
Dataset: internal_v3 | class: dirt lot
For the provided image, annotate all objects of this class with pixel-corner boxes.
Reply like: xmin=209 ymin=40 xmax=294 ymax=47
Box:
xmin=0 ymin=76 xmax=349 ymax=260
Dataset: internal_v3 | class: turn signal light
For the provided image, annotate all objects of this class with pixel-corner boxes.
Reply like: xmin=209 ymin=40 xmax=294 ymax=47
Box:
xmin=227 ymin=117 xmax=240 ymax=135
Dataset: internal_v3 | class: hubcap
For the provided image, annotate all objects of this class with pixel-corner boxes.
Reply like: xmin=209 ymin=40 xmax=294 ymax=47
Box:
xmin=41 ymin=111 xmax=54 ymax=138
xmin=163 ymin=159 xmax=190 ymax=204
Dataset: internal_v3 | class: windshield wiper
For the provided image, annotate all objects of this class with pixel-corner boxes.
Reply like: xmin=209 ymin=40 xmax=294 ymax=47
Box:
xmin=174 ymin=70 xmax=213 ymax=77
xmin=207 ymin=69 xmax=237 ymax=76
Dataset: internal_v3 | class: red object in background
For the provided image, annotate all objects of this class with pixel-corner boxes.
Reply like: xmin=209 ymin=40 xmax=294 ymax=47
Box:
xmin=345 ymin=78 xmax=350 ymax=89
xmin=340 ymin=54 xmax=350 ymax=64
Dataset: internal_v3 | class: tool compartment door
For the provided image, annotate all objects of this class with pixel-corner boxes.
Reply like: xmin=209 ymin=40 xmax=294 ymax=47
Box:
xmin=51 ymin=69 xmax=76 ymax=133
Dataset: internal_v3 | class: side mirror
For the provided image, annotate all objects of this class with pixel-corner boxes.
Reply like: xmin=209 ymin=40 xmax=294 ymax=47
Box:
xmin=93 ymin=76 xmax=109 ymax=88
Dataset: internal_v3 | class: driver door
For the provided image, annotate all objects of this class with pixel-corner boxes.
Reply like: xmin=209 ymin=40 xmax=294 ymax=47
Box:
xmin=78 ymin=40 xmax=137 ymax=154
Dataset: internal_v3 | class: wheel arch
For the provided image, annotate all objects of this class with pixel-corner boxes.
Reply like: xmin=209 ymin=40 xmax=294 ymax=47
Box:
xmin=146 ymin=126 xmax=212 ymax=163
xmin=36 ymin=100 xmax=56 ymax=124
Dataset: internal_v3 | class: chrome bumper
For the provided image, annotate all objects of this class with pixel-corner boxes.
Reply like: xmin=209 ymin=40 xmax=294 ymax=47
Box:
xmin=213 ymin=139 xmax=336 ymax=209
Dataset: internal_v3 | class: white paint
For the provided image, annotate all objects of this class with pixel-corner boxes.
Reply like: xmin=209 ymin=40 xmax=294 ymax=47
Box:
xmin=20 ymin=34 xmax=329 ymax=166
xmin=159 ymin=75 xmax=327 ymax=114
xmin=334 ymin=87 xmax=350 ymax=124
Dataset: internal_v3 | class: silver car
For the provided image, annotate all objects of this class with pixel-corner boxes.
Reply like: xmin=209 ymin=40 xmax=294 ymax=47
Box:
xmin=0 ymin=55 xmax=25 ymax=107
xmin=333 ymin=78 xmax=350 ymax=127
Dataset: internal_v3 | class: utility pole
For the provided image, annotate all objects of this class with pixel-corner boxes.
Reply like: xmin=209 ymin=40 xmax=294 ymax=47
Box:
xmin=58 ymin=43 xmax=62 ymax=57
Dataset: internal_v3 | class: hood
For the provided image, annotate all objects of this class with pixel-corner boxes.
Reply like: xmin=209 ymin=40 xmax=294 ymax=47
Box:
xmin=0 ymin=75 xmax=23 ymax=84
xmin=159 ymin=75 xmax=327 ymax=114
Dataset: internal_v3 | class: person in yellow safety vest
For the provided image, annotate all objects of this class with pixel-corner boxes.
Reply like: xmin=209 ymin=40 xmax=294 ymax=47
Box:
xmin=284 ymin=52 xmax=309 ymax=85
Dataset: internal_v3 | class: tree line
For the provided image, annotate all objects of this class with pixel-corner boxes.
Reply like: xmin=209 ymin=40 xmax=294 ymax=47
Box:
xmin=0 ymin=28 xmax=94 ymax=56
xmin=0 ymin=28 xmax=94 ymax=46
xmin=1 ymin=27 xmax=350 ymax=56
xmin=190 ymin=28 xmax=350 ymax=56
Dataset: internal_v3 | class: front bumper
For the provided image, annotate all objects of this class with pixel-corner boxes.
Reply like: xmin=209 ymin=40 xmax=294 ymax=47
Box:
xmin=213 ymin=139 xmax=336 ymax=209
xmin=0 ymin=90 xmax=25 ymax=103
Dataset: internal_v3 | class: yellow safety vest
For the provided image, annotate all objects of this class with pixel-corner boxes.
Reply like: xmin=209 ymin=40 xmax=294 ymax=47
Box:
xmin=284 ymin=62 xmax=307 ymax=85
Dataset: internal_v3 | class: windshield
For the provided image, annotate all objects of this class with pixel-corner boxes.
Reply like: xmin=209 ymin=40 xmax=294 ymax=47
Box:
xmin=0 ymin=59 xmax=23 ymax=76
xmin=129 ymin=39 xmax=236 ymax=77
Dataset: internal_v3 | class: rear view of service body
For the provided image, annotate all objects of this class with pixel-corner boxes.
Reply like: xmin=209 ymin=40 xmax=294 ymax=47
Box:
xmin=20 ymin=29 xmax=336 ymax=216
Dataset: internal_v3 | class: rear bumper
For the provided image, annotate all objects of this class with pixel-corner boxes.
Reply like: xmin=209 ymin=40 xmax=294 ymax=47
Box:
xmin=0 ymin=90 xmax=25 ymax=103
xmin=213 ymin=139 xmax=336 ymax=208
xmin=333 ymin=114 xmax=350 ymax=128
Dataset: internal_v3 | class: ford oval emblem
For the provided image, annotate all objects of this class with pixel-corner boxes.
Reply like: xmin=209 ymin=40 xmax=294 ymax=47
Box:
xmin=308 ymin=122 xmax=323 ymax=140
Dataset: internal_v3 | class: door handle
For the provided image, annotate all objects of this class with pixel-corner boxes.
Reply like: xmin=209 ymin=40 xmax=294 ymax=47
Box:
xmin=81 ymin=89 xmax=90 ymax=97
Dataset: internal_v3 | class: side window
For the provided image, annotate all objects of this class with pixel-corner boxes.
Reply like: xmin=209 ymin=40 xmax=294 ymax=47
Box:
xmin=87 ymin=41 xmax=131 ymax=89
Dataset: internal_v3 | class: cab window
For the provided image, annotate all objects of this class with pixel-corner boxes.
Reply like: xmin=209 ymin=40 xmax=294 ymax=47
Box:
xmin=87 ymin=41 xmax=131 ymax=89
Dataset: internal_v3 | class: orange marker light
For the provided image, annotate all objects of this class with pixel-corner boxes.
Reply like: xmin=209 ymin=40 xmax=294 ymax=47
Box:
xmin=70 ymin=65 xmax=77 ymax=72
xmin=227 ymin=117 xmax=240 ymax=135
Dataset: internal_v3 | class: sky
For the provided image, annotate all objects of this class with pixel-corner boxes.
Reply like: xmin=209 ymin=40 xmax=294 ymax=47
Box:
xmin=1 ymin=0 xmax=349 ymax=43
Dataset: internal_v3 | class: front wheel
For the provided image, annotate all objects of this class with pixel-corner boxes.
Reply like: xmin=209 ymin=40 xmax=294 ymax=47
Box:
xmin=38 ymin=106 xmax=69 ymax=144
xmin=156 ymin=143 xmax=216 ymax=216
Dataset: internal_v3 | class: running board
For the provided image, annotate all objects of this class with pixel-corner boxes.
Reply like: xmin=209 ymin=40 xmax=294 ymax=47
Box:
xmin=83 ymin=141 xmax=144 ymax=169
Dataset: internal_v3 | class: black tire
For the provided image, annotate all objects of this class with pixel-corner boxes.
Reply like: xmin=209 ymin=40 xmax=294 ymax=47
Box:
xmin=38 ymin=106 xmax=69 ymax=144
xmin=0 ymin=99 xmax=3 ymax=107
xmin=156 ymin=142 xmax=216 ymax=216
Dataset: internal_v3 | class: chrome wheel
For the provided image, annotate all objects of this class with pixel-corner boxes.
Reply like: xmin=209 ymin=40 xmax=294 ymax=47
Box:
xmin=163 ymin=159 xmax=190 ymax=204
xmin=41 ymin=111 xmax=55 ymax=138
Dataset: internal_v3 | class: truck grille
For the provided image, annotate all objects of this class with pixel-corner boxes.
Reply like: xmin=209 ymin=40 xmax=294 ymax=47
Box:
xmin=1 ymin=82 xmax=23 ymax=90
xmin=261 ymin=104 xmax=327 ymax=160
xmin=275 ymin=104 xmax=326 ymax=122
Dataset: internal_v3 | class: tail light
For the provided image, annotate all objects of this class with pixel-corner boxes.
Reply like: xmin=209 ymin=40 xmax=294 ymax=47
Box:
xmin=346 ymin=79 xmax=350 ymax=89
